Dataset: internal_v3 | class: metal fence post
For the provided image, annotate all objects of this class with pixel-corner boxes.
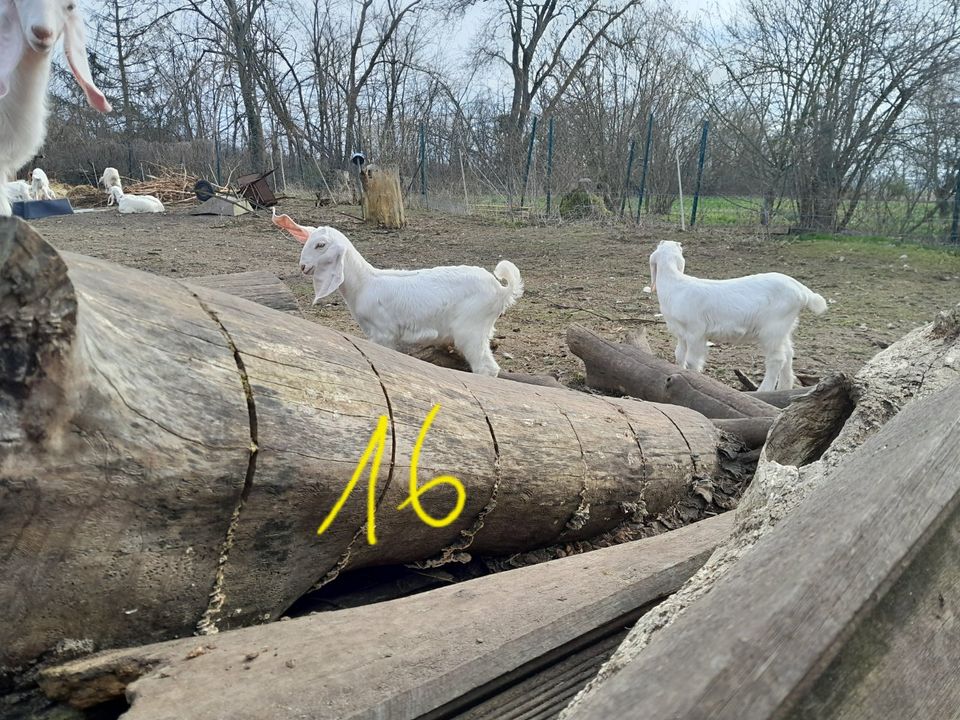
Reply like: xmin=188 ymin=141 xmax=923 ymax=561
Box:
xmin=636 ymin=112 xmax=654 ymax=223
xmin=690 ymin=120 xmax=710 ymax=227
xmin=520 ymin=116 xmax=538 ymax=209
xmin=546 ymin=117 xmax=555 ymax=216
xmin=419 ymin=122 xmax=427 ymax=202
xmin=951 ymin=163 xmax=960 ymax=244
xmin=619 ymin=138 xmax=636 ymax=218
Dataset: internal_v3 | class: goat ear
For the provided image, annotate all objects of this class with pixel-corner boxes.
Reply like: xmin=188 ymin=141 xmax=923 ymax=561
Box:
xmin=0 ymin=1 xmax=24 ymax=99
xmin=311 ymin=247 xmax=346 ymax=303
xmin=650 ymin=257 xmax=658 ymax=293
xmin=272 ymin=209 xmax=314 ymax=245
xmin=63 ymin=11 xmax=112 ymax=113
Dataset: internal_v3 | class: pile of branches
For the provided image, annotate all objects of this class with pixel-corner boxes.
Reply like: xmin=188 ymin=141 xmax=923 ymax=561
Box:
xmin=126 ymin=165 xmax=199 ymax=204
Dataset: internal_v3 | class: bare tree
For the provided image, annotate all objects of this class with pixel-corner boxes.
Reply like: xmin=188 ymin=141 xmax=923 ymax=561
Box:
xmin=699 ymin=0 xmax=960 ymax=231
xmin=471 ymin=0 xmax=643 ymax=142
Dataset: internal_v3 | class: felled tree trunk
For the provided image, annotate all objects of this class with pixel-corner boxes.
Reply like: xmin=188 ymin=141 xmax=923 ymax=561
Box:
xmin=0 ymin=218 xmax=720 ymax=670
xmin=567 ymin=325 xmax=778 ymax=419
xmin=360 ymin=165 xmax=405 ymax=229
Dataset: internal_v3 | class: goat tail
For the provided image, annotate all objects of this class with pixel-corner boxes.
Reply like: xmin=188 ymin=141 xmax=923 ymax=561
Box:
xmin=494 ymin=260 xmax=524 ymax=308
xmin=805 ymin=289 xmax=828 ymax=315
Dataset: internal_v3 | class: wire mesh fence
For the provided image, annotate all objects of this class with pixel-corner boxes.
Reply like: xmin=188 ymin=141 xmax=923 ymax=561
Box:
xmin=34 ymin=113 xmax=960 ymax=246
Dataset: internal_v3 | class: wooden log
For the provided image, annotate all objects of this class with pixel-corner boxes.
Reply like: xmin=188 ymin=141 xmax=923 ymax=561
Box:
xmin=565 ymin=379 xmax=960 ymax=720
xmin=567 ymin=325 xmax=778 ymax=419
xmin=744 ymin=387 xmax=811 ymax=408
xmin=498 ymin=371 xmax=565 ymax=389
xmin=622 ymin=328 xmax=654 ymax=354
xmin=360 ymin=165 xmax=405 ymax=229
xmin=39 ymin=514 xmax=735 ymax=716
xmin=764 ymin=373 xmax=854 ymax=467
xmin=712 ymin=416 xmax=773 ymax=449
xmin=0 ymin=218 xmax=721 ymax=669
xmin=184 ymin=270 xmax=300 ymax=314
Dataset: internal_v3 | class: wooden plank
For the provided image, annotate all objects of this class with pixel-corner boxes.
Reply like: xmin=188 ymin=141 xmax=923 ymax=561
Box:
xmin=40 ymin=513 xmax=734 ymax=719
xmin=184 ymin=270 xmax=300 ymax=313
xmin=450 ymin=630 xmax=628 ymax=720
xmin=566 ymin=380 xmax=960 ymax=720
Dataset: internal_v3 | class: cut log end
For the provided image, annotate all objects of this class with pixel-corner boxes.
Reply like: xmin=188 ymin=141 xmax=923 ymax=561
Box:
xmin=0 ymin=218 xmax=77 ymax=445
xmin=764 ymin=372 xmax=856 ymax=467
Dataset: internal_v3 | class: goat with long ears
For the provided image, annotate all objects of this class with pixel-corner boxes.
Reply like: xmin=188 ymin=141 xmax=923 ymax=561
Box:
xmin=1 ymin=0 xmax=111 ymax=214
xmin=272 ymin=209 xmax=524 ymax=376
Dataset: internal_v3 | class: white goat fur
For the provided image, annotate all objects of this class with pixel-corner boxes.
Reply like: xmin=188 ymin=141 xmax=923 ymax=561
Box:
xmin=0 ymin=0 xmax=111 ymax=215
xmin=100 ymin=166 xmax=121 ymax=190
xmin=273 ymin=211 xmax=524 ymax=376
xmin=30 ymin=167 xmax=54 ymax=199
xmin=107 ymin=185 xmax=164 ymax=213
xmin=3 ymin=179 xmax=31 ymax=203
xmin=649 ymin=240 xmax=827 ymax=391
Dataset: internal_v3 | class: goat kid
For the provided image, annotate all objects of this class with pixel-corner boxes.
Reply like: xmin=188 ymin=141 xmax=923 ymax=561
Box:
xmin=273 ymin=210 xmax=524 ymax=376
xmin=649 ymin=240 xmax=827 ymax=391
xmin=30 ymin=167 xmax=54 ymax=199
xmin=0 ymin=0 xmax=111 ymax=215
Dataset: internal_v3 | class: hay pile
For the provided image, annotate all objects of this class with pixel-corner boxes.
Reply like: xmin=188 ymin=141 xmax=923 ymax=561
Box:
xmin=47 ymin=167 xmax=202 ymax=209
xmin=52 ymin=182 xmax=107 ymax=209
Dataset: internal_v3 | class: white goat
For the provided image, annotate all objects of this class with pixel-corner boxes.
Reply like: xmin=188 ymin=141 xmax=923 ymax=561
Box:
xmin=30 ymin=167 xmax=54 ymax=199
xmin=273 ymin=210 xmax=524 ymax=377
xmin=649 ymin=240 xmax=827 ymax=391
xmin=3 ymin=178 xmax=31 ymax=203
xmin=100 ymin=166 xmax=121 ymax=190
xmin=0 ymin=0 xmax=111 ymax=215
xmin=107 ymin=185 xmax=164 ymax=213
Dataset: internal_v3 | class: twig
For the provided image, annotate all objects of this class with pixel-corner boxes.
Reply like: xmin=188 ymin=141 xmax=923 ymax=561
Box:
xmin=550 ymin=303 xmax=664 ymax=324
xmin=733 ymin=368 xmax=758 ymax=391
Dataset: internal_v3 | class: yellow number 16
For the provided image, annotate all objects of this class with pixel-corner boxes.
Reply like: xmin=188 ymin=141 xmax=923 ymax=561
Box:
xmin=317 ymin=404 xmax=466 ymax=545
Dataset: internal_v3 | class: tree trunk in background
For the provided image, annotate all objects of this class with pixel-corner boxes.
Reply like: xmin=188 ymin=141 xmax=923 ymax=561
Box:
xmin=361 ymin=165 xmax=405 ymax=228
xmin=0 ymin=218 xmax=721 ymax=670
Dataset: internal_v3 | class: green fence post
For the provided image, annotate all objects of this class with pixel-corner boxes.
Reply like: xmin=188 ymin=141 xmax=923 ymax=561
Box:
xmin=419 ymin=122 xmax=427 ymax=202
xmin=951 ymin=163 xmax=960 ymax=244
xmin=546 ymin=117 xmax=555 ymax=216
xmin=619 ymin=138 xmax=636 ymax=218
xmin=520 ymin=116 xmax=538 ymax=209
xmin=690 ymin=120 xmax=710 ymax=227
xmin=636 ymin=112 xmax=654 ymax=223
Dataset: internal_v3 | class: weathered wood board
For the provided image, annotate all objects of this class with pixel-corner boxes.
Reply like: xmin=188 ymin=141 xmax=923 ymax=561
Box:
xmin=40 ymin=513 xmax=734 ymax=718
xmin=184 ymin=269 xmax=300 ymax=313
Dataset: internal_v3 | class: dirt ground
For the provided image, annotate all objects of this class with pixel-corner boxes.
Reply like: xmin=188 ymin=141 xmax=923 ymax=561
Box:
xmin=32 ymin=195 xmax=960 ymax=387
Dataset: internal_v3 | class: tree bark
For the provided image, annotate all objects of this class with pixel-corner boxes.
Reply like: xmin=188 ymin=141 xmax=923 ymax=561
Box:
xmin=567 ymin=325 xmax=778 ymax=419
xmin=0 ymin=218 xmax=721 ymax=669
xmin=360 ymin=165 xmax=406 ymax=228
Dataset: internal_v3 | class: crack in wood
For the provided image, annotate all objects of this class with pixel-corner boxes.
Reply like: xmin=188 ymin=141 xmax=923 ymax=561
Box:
xmin=188 ymin=293 xmax=259 ymax=635
xmin=556 ymin=406 xmax=591 ymax=534
xmin=409 ymin=385 xmax=503 ymax=567
xmin=651 ymin=405 xmax=701 ymax=476
xmin=306 ymin=336 xmax=399 ymax=592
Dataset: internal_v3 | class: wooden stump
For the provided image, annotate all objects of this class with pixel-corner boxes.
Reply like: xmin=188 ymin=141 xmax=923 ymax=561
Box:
xmin=360 ymin=165 xmax=406 ymax=229
xmin=0 ymin=217 xmax=721 ymax=669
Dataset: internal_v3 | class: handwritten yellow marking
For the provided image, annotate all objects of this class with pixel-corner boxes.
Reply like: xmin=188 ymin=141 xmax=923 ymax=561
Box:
xmin=397 ymin=404 xmax=467 ymax=527
xmin=317 ymin=414 xmax=388 ymax=545
xmin=317 ymin=404 xmax=465 ymax=545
